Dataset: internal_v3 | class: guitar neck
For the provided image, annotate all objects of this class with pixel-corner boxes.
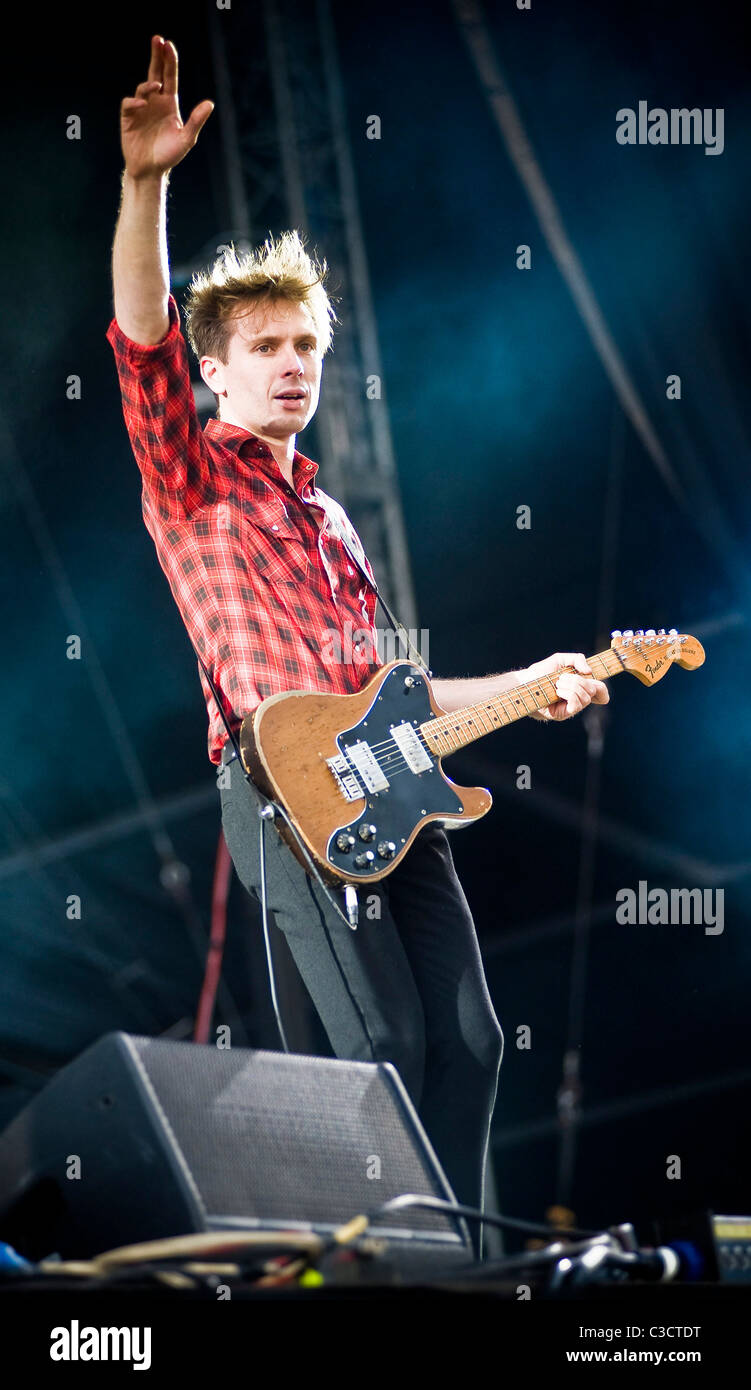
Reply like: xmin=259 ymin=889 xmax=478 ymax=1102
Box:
xmin=420 ymin=648 xmax=623 ymax=756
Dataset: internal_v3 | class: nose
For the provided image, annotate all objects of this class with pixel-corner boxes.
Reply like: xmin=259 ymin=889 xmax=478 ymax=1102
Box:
xmin=279 ymin=345 xmax=306 ymax=375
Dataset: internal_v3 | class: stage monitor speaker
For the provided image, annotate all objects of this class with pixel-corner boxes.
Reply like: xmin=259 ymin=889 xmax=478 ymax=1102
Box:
xmin=0 ymin=1033 xmax=473 ymax=1269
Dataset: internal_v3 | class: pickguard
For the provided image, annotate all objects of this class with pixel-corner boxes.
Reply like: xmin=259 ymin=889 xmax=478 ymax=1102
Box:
xmin=326 ymin=664 xmax=463 ymax=878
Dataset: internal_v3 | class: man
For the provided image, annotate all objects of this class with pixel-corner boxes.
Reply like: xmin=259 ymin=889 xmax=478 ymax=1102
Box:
xmin=107 ymin=35 xmax=609 ymax=1259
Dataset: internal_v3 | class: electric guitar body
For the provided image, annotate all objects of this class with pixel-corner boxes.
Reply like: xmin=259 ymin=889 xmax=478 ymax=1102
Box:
xmin=239 ymin=661 xmax=491 ymax=887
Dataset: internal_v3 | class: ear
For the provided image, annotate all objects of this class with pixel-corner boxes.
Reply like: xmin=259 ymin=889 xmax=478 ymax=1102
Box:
xmin=200 ymin=355 xmax=224 ymax=396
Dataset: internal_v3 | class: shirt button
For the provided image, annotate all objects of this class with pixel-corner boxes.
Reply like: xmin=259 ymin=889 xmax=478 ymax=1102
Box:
xmin=272 ymin=524 xmax=279 ymax=531
xmin=306 ymin=463 xmax=313 ymax=470
xmin=347 ymin=566 xmax=354 ymax=576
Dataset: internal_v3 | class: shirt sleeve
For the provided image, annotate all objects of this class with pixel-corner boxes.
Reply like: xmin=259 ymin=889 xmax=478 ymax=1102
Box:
xmin=106 ymin=294 xmax=221 ymax=518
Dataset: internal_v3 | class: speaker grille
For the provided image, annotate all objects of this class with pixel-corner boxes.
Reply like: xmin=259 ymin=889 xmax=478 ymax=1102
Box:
xmin=131 ymin=1039 xmax=457 ymax=1236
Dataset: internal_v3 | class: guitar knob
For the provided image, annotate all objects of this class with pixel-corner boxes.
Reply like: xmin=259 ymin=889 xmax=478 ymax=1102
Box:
xmin=377 ymin=841 xmax=397 ymax=860
xmin=354 ymin=850 xmax=376 ymax=869
xmin=404 ymin=676 xmax=416 ymax=688
xmin=335 ymin=833 xmax=356 ymax=852
xmin=357 ymin=822 xmax=377 ymax=841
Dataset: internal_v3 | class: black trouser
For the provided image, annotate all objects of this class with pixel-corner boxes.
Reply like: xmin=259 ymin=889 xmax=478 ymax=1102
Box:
xmin=217 ymin=741 xmax=504 ymax=1259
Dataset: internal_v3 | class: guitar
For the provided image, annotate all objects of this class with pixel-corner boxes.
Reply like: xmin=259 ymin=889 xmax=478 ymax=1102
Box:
xmin=237 ymin=629 xmax=704 ymax=887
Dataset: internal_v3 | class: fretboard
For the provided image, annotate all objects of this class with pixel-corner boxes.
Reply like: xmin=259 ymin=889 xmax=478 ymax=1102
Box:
xmin=421 ymin=649 xmax=622 ymax=757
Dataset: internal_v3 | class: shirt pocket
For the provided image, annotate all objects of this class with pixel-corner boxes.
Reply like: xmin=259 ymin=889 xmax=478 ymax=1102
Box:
xmin=241 ymin=506 xmax=310 ymax=588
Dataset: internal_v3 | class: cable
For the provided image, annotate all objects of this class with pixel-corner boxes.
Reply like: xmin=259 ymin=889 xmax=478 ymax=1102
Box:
xmin=370 ymin=1192 xmax=599 ymax=1243
xmin=257 ymin=806 xmax=291 ymax=1052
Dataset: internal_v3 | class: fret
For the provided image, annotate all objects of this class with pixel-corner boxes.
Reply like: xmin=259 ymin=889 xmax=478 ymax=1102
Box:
xmin=588 ymin=653 xmax=613 ymax=680
xmin=528 ymin=678 xmax=556 ymax=711
xmin=495 ymin=692 xmax=519 ymax=723
xmin=471 ymin=705 xmax=496 ymax=735
xmin=510 ymin=685 xmax=538 ymax=716
xmin=528 ymin=675 xmax=559 ymax=709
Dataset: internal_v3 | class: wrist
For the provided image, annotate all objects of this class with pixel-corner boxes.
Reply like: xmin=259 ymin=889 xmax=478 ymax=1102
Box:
xmin=122 ymin=167 xmax=170 ymax=188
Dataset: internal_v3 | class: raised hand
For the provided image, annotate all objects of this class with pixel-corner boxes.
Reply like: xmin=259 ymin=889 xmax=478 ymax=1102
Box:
xmin=120 ymin=35 xmax=214 ymax=181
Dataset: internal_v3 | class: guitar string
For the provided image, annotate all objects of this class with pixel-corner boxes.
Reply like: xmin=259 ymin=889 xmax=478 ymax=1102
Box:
xmin=356 ymin=654 xmax=620 ymax=762
xmin=359 ymin=683 xmax=562 ymax=761
xmin=328 ymin=645 xmax=669 ymax=808
xmin=344 ymin=689 xmax=597 ymax=781
xmin=356 ymin=662 xmax=618 ymax=766
xmin=338 ymin=655 xmax=622 ymax=784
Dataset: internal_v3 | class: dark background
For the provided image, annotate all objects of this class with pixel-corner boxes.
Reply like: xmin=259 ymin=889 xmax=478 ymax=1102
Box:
xmin=0 ymin=0 xmax=749 ymax=1244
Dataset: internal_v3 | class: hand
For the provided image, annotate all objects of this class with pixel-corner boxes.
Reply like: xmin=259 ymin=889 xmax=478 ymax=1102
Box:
xmin=524 ymin=651 xmax=610 ymax=722
xmin=120 ymin=35 xmax=214 ymax=181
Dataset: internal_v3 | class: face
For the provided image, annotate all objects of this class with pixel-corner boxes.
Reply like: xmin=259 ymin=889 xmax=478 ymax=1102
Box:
xmin=200 ymin=299 xmax=322 ymax=440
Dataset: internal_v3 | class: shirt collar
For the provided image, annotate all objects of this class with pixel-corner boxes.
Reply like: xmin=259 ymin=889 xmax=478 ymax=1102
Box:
xmin=204 ymin=417 xmax=319 ymax=492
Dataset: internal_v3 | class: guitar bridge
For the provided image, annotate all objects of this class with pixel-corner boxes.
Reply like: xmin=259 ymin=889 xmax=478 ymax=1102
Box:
xmin=326 ymin=751 xmax=366 ymax=802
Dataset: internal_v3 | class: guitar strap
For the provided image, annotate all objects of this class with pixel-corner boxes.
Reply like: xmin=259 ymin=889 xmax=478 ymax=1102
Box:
xmin=333 ymin=523 xmax=432 ymax=679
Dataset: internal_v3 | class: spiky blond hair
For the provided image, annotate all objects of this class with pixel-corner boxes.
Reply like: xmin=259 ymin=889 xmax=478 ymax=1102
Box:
xmin=183 ymin=229 xmax=337 ymax=365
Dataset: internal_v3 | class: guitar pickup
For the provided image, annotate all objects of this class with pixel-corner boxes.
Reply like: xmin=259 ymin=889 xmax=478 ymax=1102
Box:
xmin=344 ymin=740 xmax=390 ymax=794
xmin=390 ymin=721 xmax=434 ymax=774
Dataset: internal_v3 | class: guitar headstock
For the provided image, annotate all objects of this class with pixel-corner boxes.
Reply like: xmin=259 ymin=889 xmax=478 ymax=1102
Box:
xmin=610 ymin=629 xmax=705 ymax=686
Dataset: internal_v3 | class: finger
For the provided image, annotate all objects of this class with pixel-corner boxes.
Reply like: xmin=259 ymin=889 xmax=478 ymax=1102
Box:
xmin=147 ymin=34 xmax=165 ymax=87
xmin=546 ymin=701 xmax=568 ymax=721
xmin=566 ymin=690 xmax=587 ymax=717
xmin=121 ymin=97 xmax=148 ymax=113
xmin=592 ymin=680 xmax=610 ymax=705
xmin=571 ymin=652 xmax=593 ymax=677
xmin=184 ymin=100 xmax=215 ymax=140
xmin=162 ymin=39 xmax=178 ymax=96
xmin=135 ymin=80 xmax=162 ymax=98
xmin=555 ymin=674 xmax=597 ymax=699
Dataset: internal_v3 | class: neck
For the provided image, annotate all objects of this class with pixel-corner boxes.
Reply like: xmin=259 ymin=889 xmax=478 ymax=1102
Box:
xmin=421 ymin=647 xmax=623 ymax=756
xmin=217 ymin=408 xmax=296 ymax=478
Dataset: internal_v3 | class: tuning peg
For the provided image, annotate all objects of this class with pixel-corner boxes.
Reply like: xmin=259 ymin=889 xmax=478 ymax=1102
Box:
xmin=611 ymin=629 xmax=622 ymax=639
xmin=668 ymin=628 xmax=678 ymax=636
xmin=623 ymin=629 xmax=634 ymax=642
xmin=635 ymin=628 xmax=644 ymax=637
xmin=657 ymin=628 xmax=666 ymax=636
xmin=645 ymin=628 xmax=656 ymax=636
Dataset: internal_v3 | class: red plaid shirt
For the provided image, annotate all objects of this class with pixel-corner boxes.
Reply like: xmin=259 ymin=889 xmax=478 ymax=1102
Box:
xmin=106 ymin=294 xmax=381 ymax=764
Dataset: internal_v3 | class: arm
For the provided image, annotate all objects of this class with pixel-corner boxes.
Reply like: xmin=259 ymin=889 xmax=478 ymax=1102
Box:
xmin=432 ymin=651 xmax=610 ymax=722
xmin=112 ymin=35 xmax=213 ymax=343
xmin=107 ymin=36 xmax=217 ymax=514
xmin=112 ymin=171 xmax=170 ymax=344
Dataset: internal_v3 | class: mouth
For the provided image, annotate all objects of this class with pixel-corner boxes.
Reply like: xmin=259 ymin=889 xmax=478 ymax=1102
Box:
xmin=274 ymin=391 xmax=307 ymax=408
